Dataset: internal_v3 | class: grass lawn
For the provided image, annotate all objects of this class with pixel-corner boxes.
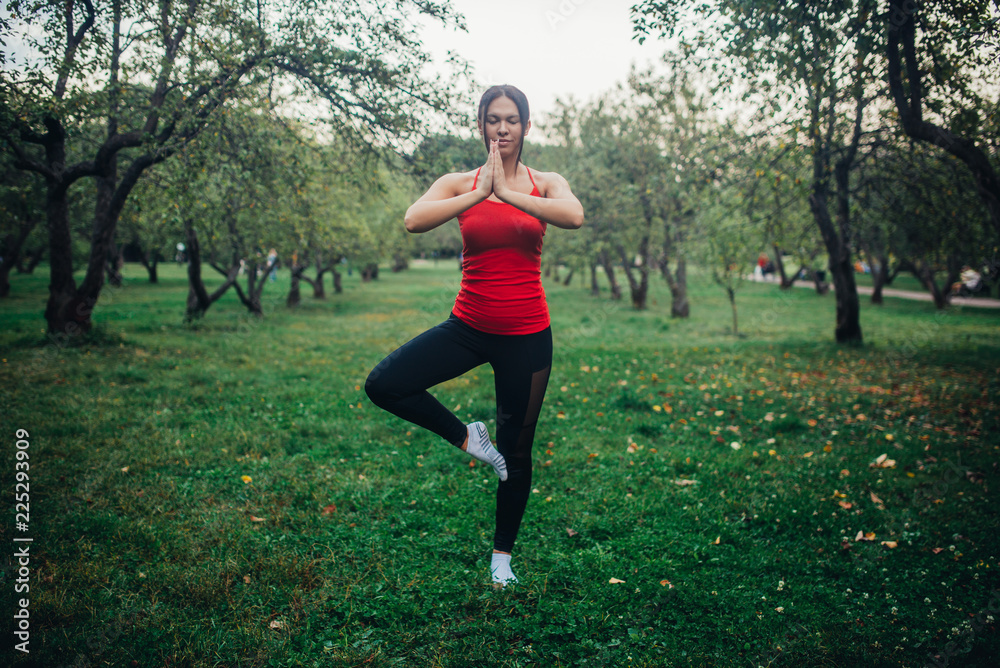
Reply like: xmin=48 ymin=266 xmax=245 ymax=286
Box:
xmin=1 ymin=261 xmax=998 ymax=667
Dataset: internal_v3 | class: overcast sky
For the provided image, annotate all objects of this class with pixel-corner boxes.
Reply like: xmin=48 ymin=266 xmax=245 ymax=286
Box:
xmin=421 ymin=0 xmax=668 ymax=128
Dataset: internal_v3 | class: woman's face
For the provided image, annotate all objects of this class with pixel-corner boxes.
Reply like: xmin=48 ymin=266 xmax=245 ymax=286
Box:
xmin=480 ymin=95 xmax=529 ymax=159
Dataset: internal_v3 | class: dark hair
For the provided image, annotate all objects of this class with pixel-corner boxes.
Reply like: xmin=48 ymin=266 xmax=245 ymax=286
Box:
xmin=477 ymin=85 xmax=530 ymax=164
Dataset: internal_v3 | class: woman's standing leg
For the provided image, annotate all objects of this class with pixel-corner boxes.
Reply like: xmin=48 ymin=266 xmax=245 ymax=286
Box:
xmin=487 ymin=327 xmax=553 ymax=584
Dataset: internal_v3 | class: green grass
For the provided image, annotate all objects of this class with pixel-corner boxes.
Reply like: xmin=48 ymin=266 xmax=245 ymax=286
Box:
xmin=2 ymin=261 xmax=999 ymax=667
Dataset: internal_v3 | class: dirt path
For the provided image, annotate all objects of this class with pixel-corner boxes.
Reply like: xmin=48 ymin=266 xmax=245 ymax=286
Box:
xmin=748 ymin=274 xmax=1000 ymax=309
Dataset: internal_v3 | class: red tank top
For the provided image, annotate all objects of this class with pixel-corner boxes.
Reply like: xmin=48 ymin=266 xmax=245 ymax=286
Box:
xmin=452 ymin=167 xmax=549 ymax=335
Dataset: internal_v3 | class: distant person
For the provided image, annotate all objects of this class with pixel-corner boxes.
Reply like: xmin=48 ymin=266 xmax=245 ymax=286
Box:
xmin=365 ymin=84 xmax=584 ymax=588
xmin=267 ymin=248 xmax=278 ymax=282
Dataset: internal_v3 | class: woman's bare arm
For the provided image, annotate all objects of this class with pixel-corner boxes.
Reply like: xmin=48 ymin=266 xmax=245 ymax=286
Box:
xmin=494 ymin=169 xmax=584 ymax=230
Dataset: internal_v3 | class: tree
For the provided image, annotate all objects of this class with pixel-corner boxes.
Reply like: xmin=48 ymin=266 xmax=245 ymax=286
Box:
xmin=885 ymin=1 xmax=1000 ymax=241
xmin=634 ymin=0 xmax=884 ymax=344
xmin=696 ymin=187 xmax=758 ymax=337
xmin=1 ymin=0 xmax=464 ymax=336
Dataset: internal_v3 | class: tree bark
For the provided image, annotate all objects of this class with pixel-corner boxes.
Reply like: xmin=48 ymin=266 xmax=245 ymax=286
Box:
xmin=287 ymin=263 xmax=303 ymax=307
xmin=137 ymin=245 xmax=159 ymax=283
xmin=590 ymin=262 xmax=600 ymax=296
xmin=184 ymin=222 xmax=238 ymax=320
xmin=599 ymin=250 xmax=622 ymax=301
xmin=617 ymin=243 xmax=649 ymax=310
xmin=662 ymin=255 xmax=690 ymax=318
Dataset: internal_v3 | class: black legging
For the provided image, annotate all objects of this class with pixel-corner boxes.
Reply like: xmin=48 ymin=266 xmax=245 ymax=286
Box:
xmin=365 ymin=313 xmax=552 ymax=553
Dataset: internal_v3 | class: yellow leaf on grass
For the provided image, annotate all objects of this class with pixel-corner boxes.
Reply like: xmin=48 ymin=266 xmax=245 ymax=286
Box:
xmin=674 ymin=479 xmax=698 ymax=486
xmin=881 ymin=541 xmax=898 ymax=548
xmin=838 ymin=501 xmax=853 ymax=509
xmin=855 ymin=531 xmax=876 ymax=542
xmin=241 ymin=475 xmax=252 ymax=484
xmin=870 ymin=454 xmax=896 ymax=469
xmin=609 ymin=578 xmax=626 ymax=584
xmin=712 ymin=536 xmax=721 ymax=545
xmin=660 ymin=579 xmax=674 ymax=588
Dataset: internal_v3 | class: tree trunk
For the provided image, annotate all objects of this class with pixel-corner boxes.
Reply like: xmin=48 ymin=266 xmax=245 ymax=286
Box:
xmin=287 ymin=264 xmax=302 ymax=307
xmin=184 ymin=222 xmax=238 ymax=320
xmin=17 ymin=246 xmax=45 ymax=274
xmin=1 ymin=219 xmax=36 ymax=297
xmin=333 ymin=269 xmax=342 ymax=294
xmin=727 ymin=286 xmax=739 ymax=337
xmin=562 ymin=267 xmax=575 ymax=286
xmin=44 ymin=173 xmax=88 ymax=337
xmin=106 ymin=242 xmax=124 ymax=287
xmin=392 ymin=252 xmax=408 ymax=272
xmin=774 ymin=245 xmax=800 ymax=289
xmin=599 ymin=251 xmax=622 ymax=300
xmin=911 ymin=258 xmax=959 ymax=310
xmin=662 ymin=255 xmax=690 ymax=318
xmin=590 ymin=263 xmax=600 ymax=296
xmin=809 ymin=189 xmax=860 ymax=342
xmin=869 ymin=252 xmax=888 ymax=305
xmin=361 ymin=263 xmax=379 ymax=281
xmin=138 ymin=247 xmax=159 ymax=283
xmin=617 ymin=244 xmax=648 ymax=310
xmin=0 ymin=262 xmax=13 ymax=298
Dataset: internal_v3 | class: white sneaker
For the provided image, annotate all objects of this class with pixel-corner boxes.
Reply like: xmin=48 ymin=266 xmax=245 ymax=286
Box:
xmin=465 ymin=422 xmax=507 ymax=481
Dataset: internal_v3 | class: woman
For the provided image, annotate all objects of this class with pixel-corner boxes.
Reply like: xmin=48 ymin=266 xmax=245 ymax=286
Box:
xmin=365 ymin=85 xmax=584 ymax=587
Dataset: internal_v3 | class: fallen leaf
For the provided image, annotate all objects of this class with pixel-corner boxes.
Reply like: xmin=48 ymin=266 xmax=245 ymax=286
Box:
xmin=241 ymin=475 xmax=252 ymax=484
xmin=855 ymin=531 xmax=876 ymax=542
xmin=712 ymin=536 xmax=721 ymax=545
xmin=833 ymin=490 xmax=847 ymax=498
xmin=659 ymin=579 xmax=674 ymax=588
xmin=120 ymin=466 xmax=129 ymax=473
xmin=870 ymin=491 xmax=885 ymax=509
xmin=269 ymin=620 xmax=284 ymax=630
xmin=838 ymin=501 xmax=853 ymax=509
xmin=673 ymin=479 xmax=698 ymax=486
xmin=609 ymin=578 xmax=626 ymax=584
xmin=802 ymin=451 xmax=813 ymax=458
xmin=249 ymin=515 xmax=266 ymax=522
xmin=567 ymin=528 xmax=578 ymax=537
xmin=870 ymin=454 xmax=896 ymax=469
xmin=322 ymin=504 xmax=337 ymax=515
xmin=932 ymin=547 xmax=945 ymax=554
xmin=881 ymin=541 xmax=898 ymax=548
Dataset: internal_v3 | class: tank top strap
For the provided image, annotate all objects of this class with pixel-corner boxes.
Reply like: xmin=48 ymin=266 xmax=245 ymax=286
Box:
xmin=526 ymin=166 xmax=537 ymax=192
xmin=472 ymin=167 xmax=481 ymax=191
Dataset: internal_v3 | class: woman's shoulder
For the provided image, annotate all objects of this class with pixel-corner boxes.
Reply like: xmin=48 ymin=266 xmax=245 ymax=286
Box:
xmin=433 ymin=169 xmax=478 ymax=195
xmin=524 ymin=166 xmax=571 ymax=196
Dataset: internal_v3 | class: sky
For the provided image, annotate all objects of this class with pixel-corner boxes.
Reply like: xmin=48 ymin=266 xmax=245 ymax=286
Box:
xmin=421 ymin=0 xmax=669 ymax=130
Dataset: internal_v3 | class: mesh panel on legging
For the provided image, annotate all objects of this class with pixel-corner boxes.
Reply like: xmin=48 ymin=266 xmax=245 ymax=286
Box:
xmin=494 ymin=364 xmax=551 ymax=552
